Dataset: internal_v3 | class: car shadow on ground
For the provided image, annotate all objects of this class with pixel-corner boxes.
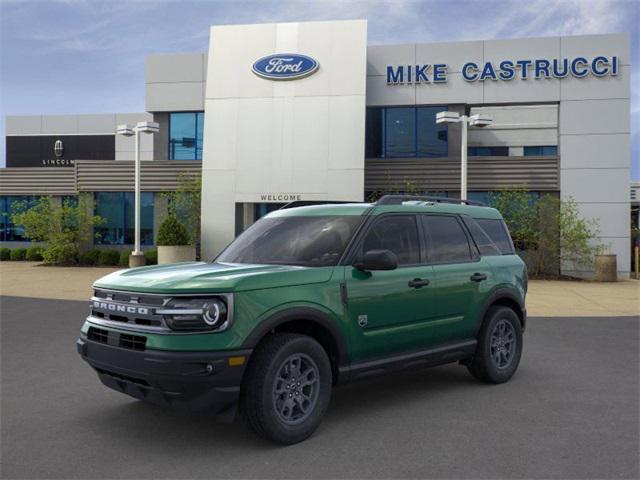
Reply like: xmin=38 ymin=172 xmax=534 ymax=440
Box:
xmin=76 ymin=363 xmax=491 ymax=450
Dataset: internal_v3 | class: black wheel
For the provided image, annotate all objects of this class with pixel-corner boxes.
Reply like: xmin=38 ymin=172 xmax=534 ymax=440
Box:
xmin=467 ymin=306 xmax=523 ymax=384
xmin=240 ymin=333 xmax=332 ymax=444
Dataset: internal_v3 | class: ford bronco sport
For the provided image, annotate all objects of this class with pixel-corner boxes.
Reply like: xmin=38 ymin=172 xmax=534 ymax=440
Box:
xmin=78 ymin=195 xmax=527 ymax=444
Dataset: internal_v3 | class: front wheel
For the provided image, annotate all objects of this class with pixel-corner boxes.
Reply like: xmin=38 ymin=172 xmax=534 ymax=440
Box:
xmin=467 ymin=306 xmax=523 ymax=384
xmin=240 ymin=333 xmax=332 ymax=444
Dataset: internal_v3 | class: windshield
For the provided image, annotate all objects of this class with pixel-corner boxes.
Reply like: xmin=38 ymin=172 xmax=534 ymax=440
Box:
xmin=217 ymin=215 xmax=363 ymax=267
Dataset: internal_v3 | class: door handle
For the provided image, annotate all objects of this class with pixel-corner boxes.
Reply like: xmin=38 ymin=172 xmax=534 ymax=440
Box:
xmin=408 ymin=278 xmax=430 ymax=288
xmin=470 ymin=273 xmax=487 ymax=282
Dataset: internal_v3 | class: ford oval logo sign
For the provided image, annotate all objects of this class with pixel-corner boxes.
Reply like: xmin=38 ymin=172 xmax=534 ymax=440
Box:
xmin=252 ymin=53 xmax=319 ymax=80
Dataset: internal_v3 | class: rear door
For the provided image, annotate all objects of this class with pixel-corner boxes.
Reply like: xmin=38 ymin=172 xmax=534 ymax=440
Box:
xmin=344 ymin=214 xmax=437 ymax=360
xmin=420 ymin=214 xmax=493 ymax=342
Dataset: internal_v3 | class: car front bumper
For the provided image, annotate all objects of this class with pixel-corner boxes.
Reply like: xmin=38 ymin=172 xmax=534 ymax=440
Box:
xmin=77 ymin=335 xmax=251 ymax=415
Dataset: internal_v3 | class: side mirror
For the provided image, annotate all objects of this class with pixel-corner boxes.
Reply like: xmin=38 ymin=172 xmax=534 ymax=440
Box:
xmin=353 ymin=249 xmax=398 ymax=271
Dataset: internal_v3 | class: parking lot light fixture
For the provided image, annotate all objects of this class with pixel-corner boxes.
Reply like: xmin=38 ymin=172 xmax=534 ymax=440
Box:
xmin=436 ymin=111 xmax=493 ymax=201
xmin=116 ymin=121 xmax=159 ymax=267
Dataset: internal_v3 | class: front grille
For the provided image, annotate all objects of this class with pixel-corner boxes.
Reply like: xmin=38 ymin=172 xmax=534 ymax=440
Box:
xmin=119 ymin=333 xmax=146 ymax=351
xmin=87 ymin=326 xmax=109 ymax=344
xmin=90 ymin=288 xmax=169 ymax=332
xmin=87 ymin=326 xmax=147 ymax=351
xmin=94 ymin=289 xmax=164 ymax=306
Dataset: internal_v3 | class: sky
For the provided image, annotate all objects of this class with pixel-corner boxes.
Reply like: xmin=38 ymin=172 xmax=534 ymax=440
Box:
xmin=1 ymin=0 xmax=638 ymax=179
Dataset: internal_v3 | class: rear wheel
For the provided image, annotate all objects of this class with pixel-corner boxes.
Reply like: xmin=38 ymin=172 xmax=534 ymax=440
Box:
xmin=467 ymin=306 xmax=522 ymax=384
xmin=240 ymin=333 xmax=332 ymax=444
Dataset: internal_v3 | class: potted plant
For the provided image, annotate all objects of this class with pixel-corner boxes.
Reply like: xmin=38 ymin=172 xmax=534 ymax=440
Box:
xmin=156 ymin=214 xmax=195 ymax=264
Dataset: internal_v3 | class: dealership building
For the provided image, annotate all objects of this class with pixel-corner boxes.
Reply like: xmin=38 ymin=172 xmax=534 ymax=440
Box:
xmin=0 ymin=20 xmax=632 ymax=276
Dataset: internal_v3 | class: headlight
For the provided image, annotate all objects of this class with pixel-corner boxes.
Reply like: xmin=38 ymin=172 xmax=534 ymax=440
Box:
xmin=158 ymin=297 xmax=230 ymax=332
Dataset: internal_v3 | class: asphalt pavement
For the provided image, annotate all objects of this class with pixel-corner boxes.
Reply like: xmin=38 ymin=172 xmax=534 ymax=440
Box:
xmin=1 ymin=296 xmax=638 ymax=479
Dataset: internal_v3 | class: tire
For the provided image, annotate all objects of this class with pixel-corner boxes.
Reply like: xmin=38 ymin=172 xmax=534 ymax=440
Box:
xmin=240 ymin=333 xmax=332 ymax=445
xmin=467 ymin=306 xmax=523 ymax=384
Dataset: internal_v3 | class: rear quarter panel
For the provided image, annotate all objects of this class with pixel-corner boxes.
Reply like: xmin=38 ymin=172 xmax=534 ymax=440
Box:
xmin=483 ymin=254 xmax=527 ymax=306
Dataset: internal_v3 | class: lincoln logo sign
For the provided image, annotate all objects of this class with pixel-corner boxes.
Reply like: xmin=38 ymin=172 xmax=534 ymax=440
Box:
xmin=386 ymin=55 xmax=620 ymax=84
xmin=54 ymin=139 xmax=64 ymax=158
xmin=252 ymin=54 xmax=319 ymax=80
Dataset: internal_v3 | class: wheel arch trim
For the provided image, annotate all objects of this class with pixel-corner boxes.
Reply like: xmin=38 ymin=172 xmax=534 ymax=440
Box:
xmin=241 ymin=307 xmax=349 ymax=367
xmin=476 ymin=287 xmax=526 ymax=334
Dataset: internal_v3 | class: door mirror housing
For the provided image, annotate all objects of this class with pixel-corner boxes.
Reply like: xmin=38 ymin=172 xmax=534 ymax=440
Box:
xmin=353 ymin=249 xmax=398 ymax=271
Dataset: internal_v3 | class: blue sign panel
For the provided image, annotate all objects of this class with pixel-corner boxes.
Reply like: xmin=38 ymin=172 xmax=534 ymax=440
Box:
xmin=386 ymin=55 xmax=620 ymax=84
xmin=252 ymin=53 xmax=319 ymax=80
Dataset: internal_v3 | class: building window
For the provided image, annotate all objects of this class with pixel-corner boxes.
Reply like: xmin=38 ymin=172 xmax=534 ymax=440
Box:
xmin=470 ymin=191 xmax=541 ymax=206
xmin=95 ymin=192 xmax=154 ymax=245
xmin=0 ymin=196 xmax=39 ymax=242
xmin=169 ymin=112 xmax=204 ymax=160
xmin=468 ymin=146 xmax=509 ymax=156
xmin=365 ymin=106 xmax=448 ymax=158
xmin=254 ymin=203 xmax=286 ymax=220
xmin=523 ymin=146 xmax=558 ymax=156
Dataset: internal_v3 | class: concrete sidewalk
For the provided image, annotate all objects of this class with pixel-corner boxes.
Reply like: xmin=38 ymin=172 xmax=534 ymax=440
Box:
xmin=0 ymin=262 xmax=118 ymax=302
xmin=0 ymin=261 xmax=638 ymax=317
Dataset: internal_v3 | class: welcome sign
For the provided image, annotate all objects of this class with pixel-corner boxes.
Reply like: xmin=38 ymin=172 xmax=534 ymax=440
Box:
xmin=386 ymin=55 xmax=620 ymax=84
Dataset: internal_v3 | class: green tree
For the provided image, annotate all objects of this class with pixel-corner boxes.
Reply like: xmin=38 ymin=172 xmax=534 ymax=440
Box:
xmin=487 ymin=188 xmax=604 ymax=277
xmin=162 ymin=173 xmax=201 ymax=245
xmin=487 ymin=188 xmax=539 ymax=252
xmin=11 ymin=195 xmax=104 ymax=265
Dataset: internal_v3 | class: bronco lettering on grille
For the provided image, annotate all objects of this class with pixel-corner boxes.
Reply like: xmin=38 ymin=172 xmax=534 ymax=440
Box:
xmin=92 ymin=300 xmax=149 ymax=315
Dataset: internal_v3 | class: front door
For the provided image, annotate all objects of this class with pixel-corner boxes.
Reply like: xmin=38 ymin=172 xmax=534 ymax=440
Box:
xmin=344 ymin=214 xmax=437 ymax=361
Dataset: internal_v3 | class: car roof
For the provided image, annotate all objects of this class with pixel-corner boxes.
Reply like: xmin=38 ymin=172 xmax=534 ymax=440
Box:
xmin=266 ymin=201 xmax=504 ymax=220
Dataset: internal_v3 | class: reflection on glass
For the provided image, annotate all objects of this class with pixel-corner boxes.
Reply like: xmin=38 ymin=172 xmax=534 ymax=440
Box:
xmin=95 ymin=192 xmax=154 ymax=245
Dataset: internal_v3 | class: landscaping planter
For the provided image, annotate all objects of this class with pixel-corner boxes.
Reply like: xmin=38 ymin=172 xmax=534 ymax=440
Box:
xmin=594 ymin=254 xmax=617 ymax=282
xmin=158 ymin=246 xmax=196 ymax=264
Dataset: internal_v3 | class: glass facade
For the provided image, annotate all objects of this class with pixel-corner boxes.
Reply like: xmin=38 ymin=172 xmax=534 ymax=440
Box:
xmin=524 ymin=146 xmax=558 ymax=156
xmin=469 ymin=191 xmax=541 ymax=205
xmin=0 ymin=196 xmax=39 ymax=242
xmin=169 ymin=112 xmax=204 ymax=160
xmin=468 ymin=146 xmax=509 ymax=156
xmin=95 ymin=192 xmax=154 ymax=245
xmin=366 ymin=106 xmax=448 ymax=158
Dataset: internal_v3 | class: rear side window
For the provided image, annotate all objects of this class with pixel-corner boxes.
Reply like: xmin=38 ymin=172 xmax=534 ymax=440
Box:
xmin=462 ymin=217 xmax=502 ymax=256
xmin=476 ymin=218 xmax=515 ymax=254
xmin=423 ymin=215 xmax=472 ymax=264
xmin=360 ymin=215 xmax=421 ymax=266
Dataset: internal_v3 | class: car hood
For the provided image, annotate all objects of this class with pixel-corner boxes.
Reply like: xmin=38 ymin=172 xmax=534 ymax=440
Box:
xmin=93 ymin=262 xmax=335 ymax=294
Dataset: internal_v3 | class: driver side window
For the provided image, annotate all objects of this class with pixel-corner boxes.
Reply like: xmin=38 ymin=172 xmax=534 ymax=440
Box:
xmin=360 ymin=215 xmax=420 ymax=266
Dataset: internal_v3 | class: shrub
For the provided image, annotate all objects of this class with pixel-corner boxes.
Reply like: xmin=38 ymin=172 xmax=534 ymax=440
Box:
xmin=144 ymin=249 xmax=158 ymax=265
xmin=42 ymin=244 xmax=79 ymax=265
xmin=119 ymin=250 xmax=130 ymax=267
xmin=25 ymin=246 xmax=44 ymax=261
xmin=98 ymin=250 xmax=120 ymax=266
xmin=79 ymin=249 xmax=101 ymax=266
xmin=0 ymin=248 xmax=10 ymax=261
xmin=10 ymin=248 xmax=27 ymax=261
xmin=157 ymin=214 xmax=190 ymax=246
xmin=10 ymin=195 xmax=104 ymax=265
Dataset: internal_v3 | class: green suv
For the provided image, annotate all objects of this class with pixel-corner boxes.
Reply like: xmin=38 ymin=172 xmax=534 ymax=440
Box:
xmin=78 ymin=195 xmax=527 ymax=444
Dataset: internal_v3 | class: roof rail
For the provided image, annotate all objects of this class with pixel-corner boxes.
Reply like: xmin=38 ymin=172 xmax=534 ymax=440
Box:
xmin=375 ymin=194 xmax=486 ymax=206
xmin=279 ymin=200 xmax=356 ymax=210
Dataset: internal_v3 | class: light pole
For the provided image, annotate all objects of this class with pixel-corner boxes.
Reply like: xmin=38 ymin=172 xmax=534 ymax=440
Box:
xmin=436 ymin=111 xmax=492 ymax=201
xmin=116 ymin=121 xmax=159 ymax=267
